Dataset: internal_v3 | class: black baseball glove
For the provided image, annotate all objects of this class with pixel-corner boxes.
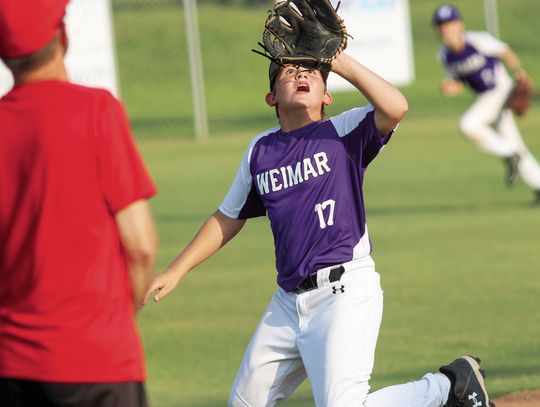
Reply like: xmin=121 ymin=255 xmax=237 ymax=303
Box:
xmin=253 ymin=0 xmax=348 ymax=72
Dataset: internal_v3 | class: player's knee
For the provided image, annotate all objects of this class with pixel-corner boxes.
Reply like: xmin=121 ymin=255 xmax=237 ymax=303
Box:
xmin=459 ymin=117 xmax=482 ymax=141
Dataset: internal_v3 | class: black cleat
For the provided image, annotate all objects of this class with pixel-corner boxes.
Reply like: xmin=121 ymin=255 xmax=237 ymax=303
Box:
xmin=534 ymin=190 xmax=540 ymax=206
xmin=440 ymin=356 xmax=495 ymax=407
xmin=504 ymin=153 xmax=520 ymax=187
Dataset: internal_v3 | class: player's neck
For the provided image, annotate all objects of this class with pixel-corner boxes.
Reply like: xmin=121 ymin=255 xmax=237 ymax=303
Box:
xmin=447 ymin=35 xmax=466 ymax=53
xmin=279 ymin=110 xmax=323 ymax=133
xmin=448 ymin=42 xmax=466 ymax=53
xmin=14 ymin=49 xmax=68 ymax=85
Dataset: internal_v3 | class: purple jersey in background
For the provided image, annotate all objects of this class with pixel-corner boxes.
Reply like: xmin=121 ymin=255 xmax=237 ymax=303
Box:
xmin=220 ymin=106 xmax=392 ymax=292
xmin=438 ymin=31 xmax=510 ymax=93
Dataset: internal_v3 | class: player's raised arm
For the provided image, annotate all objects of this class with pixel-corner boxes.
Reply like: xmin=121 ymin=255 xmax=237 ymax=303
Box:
xmin=499 ymin=46 xmax=530 ymax=82
xmin=331 ymin=52 xmax=408 ymax=135
xmin=144 ymin=210 xmax=246 ymax=304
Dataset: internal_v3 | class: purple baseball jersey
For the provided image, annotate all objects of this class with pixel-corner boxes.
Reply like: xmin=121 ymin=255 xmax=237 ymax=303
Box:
xmin=219 ymin=106 xmax=392 ymax=292
xmin=439 ymin=31 xmax=509 ymax=93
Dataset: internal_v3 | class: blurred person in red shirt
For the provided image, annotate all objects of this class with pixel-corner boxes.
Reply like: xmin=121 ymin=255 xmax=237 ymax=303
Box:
xmin=0 ymin=1 xmax=158 ymax=406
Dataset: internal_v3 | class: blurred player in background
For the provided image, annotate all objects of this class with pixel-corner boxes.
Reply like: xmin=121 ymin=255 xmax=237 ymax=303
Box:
xmin=145 ymin=42 xmax=494 ymax=407
xmin=433 ymin=3 xmax=540 ymax=205
xmin=0 ymin=1 xmax=157 ymax=405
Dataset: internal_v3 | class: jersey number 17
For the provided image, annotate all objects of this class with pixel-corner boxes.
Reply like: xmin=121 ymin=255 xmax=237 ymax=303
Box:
xmin=314 ymin=199 xmax=335 ymax=229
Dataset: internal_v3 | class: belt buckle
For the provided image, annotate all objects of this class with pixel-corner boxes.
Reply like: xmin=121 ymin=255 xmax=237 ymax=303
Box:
xmin=295 ymin=272 xmax=317 ymax=294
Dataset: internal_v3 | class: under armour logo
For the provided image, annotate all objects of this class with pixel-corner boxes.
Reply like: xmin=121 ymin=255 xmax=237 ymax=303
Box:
xmin=468 ymin=392 xmax=482 ymax=407
xmin=332 ymin=285 xmax=345 ymax=294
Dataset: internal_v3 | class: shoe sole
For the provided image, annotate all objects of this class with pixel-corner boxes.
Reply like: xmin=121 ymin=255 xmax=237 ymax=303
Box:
xmin=461 ymin=355 xmax=493 ymax=407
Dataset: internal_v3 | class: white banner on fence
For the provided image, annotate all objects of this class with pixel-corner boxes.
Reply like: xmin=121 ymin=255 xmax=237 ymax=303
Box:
xmin=0 ymin=0 xmax=118 ymax=97
xmin=329 ymin=0 xmax=415 ymax=91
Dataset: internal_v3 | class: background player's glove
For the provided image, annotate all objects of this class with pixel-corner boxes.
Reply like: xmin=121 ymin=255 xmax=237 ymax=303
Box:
xmin=253 ymin=0 xmax=348 ymax=72
xmin=506 ymin=77 xmax=533 ymax=117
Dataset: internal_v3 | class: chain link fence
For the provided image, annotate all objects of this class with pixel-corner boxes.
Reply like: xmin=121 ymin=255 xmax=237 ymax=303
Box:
xmin=111 ymin=0 xmax=540 ymax=139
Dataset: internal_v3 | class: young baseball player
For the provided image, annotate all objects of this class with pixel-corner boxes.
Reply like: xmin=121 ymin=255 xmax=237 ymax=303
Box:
xmin=0 ymin=0 xmax=157 ymax=405
xmin=433 ymin=3 xmax=540 ymax=205
xmin=145 ymin=49 xmax=495 ymax=406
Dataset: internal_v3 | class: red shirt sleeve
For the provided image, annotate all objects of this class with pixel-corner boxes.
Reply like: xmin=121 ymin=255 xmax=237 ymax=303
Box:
xmin=95 ymin=92 xmax=157 ymax=213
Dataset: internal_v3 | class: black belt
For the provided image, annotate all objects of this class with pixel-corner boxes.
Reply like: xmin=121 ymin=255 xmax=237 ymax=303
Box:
xmin=295 ymin=265 xmax=345 ymax=293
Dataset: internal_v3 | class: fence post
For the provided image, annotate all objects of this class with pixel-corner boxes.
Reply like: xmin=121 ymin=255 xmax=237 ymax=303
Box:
xmin=483 ymin=0 xmax=500 ymax=38
xmin=183 ymin=0 xmax=208 ymax=140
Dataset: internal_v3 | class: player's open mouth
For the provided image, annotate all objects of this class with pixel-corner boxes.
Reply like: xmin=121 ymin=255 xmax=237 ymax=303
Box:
xmin=296 ymin=83 xmax=310 ymax=93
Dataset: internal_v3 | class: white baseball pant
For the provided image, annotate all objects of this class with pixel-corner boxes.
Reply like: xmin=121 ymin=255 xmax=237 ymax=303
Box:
xmin=228 ymin=256 xmax=451 ymax=407
xmin=459 ymin=64 xmax=540 ymax=189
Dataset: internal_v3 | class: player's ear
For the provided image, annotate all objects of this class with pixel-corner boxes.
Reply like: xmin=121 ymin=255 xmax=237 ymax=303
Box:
xmin=322 ymin=91 xmax=333 ymax=107
xmin=266 ymin=92 xmax=278 ymax=107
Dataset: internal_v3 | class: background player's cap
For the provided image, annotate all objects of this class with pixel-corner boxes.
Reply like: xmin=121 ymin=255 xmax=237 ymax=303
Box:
xmin=269 ymin=61 xmax=329 ymax=91
xmin=432 ymin=4 xmax=462 ymax=26
xmin=0 ymin=0 xmax=69 ymax=59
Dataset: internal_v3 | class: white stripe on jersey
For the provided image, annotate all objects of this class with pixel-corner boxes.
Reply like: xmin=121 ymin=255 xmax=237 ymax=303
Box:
xmin=330 ymin=105 xmax=374 ymax=138
xmin=219 ymin=127 xmax=277 ymax=219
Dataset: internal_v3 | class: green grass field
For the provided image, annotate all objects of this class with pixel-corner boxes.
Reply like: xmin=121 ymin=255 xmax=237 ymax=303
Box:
xmin=112 ymin=0 xmax=540 ymax=405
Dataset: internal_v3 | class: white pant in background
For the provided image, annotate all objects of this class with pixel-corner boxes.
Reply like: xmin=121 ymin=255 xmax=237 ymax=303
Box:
xmin=228 ymin=256 xmax=451 ymax=407
xmin=459 ymin=66 xmax=540 ymax=190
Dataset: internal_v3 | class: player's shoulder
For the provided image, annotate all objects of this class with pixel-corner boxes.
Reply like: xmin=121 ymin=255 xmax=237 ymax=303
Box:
xmin=329 ymin=105 xmax=374 ymax=124
xmin=465 ymin=30 xmax=494 ymax=40
xmin=249 ymin=126 xmax=280 ymax=148
xmin=65 ymin=83 xmax=121 ymax=107
xmin=243 ymin=126 xmax=280 ymax=163
xmin=437 ymin=45 xmax=449 ymax=61
xmin=329 ymin=105 xmax=374 ymax=137
xmin=59 ymin=82 xmax=109 ymax=96
xmin=465 ymin=30 xmax=507 ymax=48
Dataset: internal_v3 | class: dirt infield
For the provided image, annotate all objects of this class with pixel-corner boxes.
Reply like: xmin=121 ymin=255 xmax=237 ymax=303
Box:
xmin=494 ymin=391 xmax=540 ymax=407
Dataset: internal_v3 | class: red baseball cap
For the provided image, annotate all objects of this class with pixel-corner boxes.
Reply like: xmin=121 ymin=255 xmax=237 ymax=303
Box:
xmin=0 ymin=0 xmax=69 ymax=59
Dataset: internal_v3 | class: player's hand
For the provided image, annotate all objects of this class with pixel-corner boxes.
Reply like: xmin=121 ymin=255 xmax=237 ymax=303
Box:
xmin=441 ymin=78 xmax=463 ymax=97
xmin=143 ymin=270 xmax=182 ymax=305
xmin=514 ymin=68 xmax=532 ymax=89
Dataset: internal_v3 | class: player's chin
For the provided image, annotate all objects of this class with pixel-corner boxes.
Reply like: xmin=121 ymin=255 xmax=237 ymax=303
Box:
xmin=285 ymin=100 xmax=312 ymax=110
xmin=290 ymin=94 xmax=317 ymax=104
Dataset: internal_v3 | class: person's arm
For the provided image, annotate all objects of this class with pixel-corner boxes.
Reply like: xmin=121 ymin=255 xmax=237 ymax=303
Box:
xmin=330 ymin=52 xmax=408 ymax=136
xmin=116 ymin=199 xmax=158 ymax=312
xmin=499 ymin=47 xmax=530 ymax=82
xmin=144 ymin=210 xmax=246 ymax=304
